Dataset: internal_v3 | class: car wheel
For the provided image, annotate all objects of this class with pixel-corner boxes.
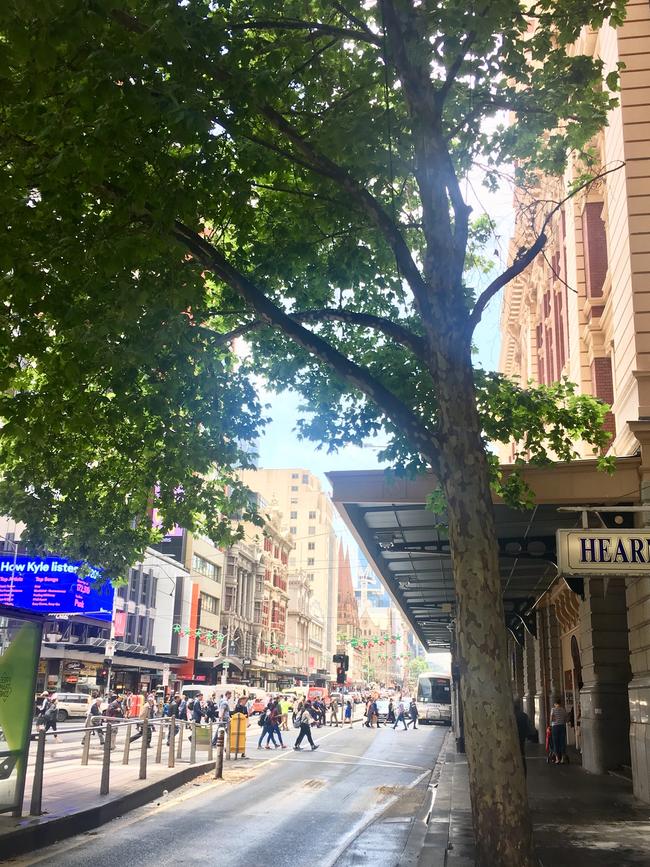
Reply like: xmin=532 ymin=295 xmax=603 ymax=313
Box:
xmin=57 ymin=710 xmax=68 ymax=722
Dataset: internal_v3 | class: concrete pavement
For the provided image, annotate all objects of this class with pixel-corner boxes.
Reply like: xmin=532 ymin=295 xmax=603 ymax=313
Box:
xmin=8 ymin=722 xmax=448 ymax=867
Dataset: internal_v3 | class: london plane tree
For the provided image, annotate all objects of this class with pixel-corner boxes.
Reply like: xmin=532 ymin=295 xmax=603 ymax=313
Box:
xmin=1 ymin=1 xmax=625 ymax=864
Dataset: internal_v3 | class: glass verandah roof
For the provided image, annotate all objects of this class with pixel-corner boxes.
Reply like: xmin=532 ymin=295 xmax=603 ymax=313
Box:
xmin=327 ymin=457 xmax=642 ymax=651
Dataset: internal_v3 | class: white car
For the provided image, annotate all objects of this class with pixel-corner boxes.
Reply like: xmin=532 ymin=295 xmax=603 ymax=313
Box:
xmin=51 ymin=692 xmax=91 ymax=721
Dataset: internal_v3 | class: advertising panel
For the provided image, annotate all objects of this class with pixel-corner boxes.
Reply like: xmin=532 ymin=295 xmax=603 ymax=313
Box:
xmin=0 ymin=554 xmax=113 ymax=619
xmin=0 ymin=617 xmax=43 ymax=813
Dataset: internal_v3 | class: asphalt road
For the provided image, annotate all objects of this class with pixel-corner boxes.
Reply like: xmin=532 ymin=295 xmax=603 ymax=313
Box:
xmin=18 ymin=722 xmax=448 ymax=867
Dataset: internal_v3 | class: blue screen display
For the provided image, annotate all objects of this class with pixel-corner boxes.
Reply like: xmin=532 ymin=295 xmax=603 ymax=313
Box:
xmin=0 ymin=554 xmax=114 ymax=620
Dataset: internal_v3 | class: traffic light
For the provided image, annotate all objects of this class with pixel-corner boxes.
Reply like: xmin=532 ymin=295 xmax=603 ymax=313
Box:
xmin=336 ymin=665 xmax=346 ymax=684
xmin=96 ymin=667 xmax=108 ymax=686
xmin=333 ymin=653 xmax=350 ymax=670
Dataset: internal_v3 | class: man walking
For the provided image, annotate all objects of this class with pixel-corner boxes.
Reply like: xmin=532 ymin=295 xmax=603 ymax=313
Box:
xmin=406 ymin=699 xmax=419 ymax=729
xmin=294 ymin=700 xmax=319 ymax=751
xmin=393 ymin=697 xmax=407 ymax=730
xmin=166 ymin=693 xmax=180 ymax=746
xmin=212 ymin=690 xmax=232 ymax=747
xmin=329 ymin=696 xmax=340 ymax=727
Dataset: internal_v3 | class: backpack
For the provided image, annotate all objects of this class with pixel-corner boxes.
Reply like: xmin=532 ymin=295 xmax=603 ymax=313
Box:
xmin=258 ymin=709 xmax=268 ymax=727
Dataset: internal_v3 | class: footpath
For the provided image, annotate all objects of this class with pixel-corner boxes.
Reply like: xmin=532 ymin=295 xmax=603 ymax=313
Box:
xmin=418 ymin=741 xmax=650 ymax=867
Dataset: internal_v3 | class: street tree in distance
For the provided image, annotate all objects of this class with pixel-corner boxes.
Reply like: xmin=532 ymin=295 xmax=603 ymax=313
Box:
xmin=1 ymin=2 xmax=625 ymax=864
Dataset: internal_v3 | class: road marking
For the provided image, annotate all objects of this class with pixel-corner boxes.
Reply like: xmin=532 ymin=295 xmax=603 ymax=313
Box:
xmin=323 ymin=768 xmax=432 ymax=867
xmin=315 ymin=749 xmax=427 ymax=770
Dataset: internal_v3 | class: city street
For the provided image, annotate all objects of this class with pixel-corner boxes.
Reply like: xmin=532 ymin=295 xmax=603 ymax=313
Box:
xmin=14 ymin=723 xmax=447 ymax=867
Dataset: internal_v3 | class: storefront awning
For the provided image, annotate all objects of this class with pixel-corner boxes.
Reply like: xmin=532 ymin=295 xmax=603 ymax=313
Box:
xmin=327 ymin=456 xmax=641 ymax=651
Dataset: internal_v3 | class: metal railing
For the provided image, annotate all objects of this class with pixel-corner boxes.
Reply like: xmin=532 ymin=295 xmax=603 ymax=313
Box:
xmin=27 ymin=717 xmax=229 ymax=817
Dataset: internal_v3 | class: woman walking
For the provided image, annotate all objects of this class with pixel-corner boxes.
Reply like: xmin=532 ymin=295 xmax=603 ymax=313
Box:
xmin=258 ymin=700 xmax=278 ymax=750
xmin=344 ymin=700 xmax=353 ymax=728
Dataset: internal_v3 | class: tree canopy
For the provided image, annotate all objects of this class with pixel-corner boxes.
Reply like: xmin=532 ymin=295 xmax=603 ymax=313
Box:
xmin=0 ymin=0 xmax=624 ymax=578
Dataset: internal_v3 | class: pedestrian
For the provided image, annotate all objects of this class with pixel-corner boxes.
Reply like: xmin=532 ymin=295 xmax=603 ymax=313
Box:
xmin=267 ymin=699 xmax=286 ymax=749
xmin=41 ymin=694 xmax=60 ymax=740
xmin=294 ymin=700 xmax=319 ymax=751
xmin=257 ymin=700 xmax=277 ymax=749
xmin=514 ymin=698 xmax=535 ymax=776
xmin=84 ymin=692 xmax=105 ymax=745
xmin=130 ymin=694 xmax=155 ymax=746
xmin=393 ymin=698 xmax=407 ymax=730
xmin=371 ymin=699 xmax=381 ymax=728
xmin=192 ymin=693 xmax=204 ymax=724
xmin=166 ymin=693 xmax=180 ymax=745
xmin=364 ymin=698 xmax=373 ymax=728
xmin=280 ymin=696 xmax=290 ymax=731
xmin=212 ymin=690 xmax=232 ymax=747
xmin=329 ymin=696 xmax=340 ymax=727
xmin=406 ymin=699 xmax=419 ymax=729
xmin=550 ymin=696 xmax=569 ymax=764
xmin=344 ymin=699 xmax=353 ymax=728
xmin=178 ymin=694 xmax=188 ymax=722
xmin=387 ymin=699 xmax=395 ymax=725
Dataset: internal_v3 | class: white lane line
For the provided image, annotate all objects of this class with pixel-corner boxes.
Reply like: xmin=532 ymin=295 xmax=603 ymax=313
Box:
xmin=322 ymin=768 xmax=432 ymax=867
xmin=315 ymin=749 xmax=427 ymax=770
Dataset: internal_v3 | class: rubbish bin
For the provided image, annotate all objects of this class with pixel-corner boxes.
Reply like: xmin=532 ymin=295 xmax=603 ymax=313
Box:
xmin=229 ymin=714 xmax=246 ymax=757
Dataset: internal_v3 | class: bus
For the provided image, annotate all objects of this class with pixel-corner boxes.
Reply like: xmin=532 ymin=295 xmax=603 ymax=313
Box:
xmin=416 ymin=672 xmax=452 ymax=725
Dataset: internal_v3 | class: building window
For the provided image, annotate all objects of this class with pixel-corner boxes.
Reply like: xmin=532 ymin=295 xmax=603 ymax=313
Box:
xmin=291 ymin=472 xmax=299 ymax=479
xmin=307 ymin=558 xmax=315 ymax=566
xmin=308 ymin=510 xmax=316 ymax=520
xmin=308 ymin=542 xmax=315 ymax=551
xmin=290 ymin=527 xmax=297 ymax=535
xmin=290 ymin=511 xmax=298 ymax=520
xmin=192 ymin=554 xmax=221 ymax=582
xmin=308 ymin=527 xmax=316 ymax=536
xmin=308 ymin=573 xmax=314 ymax=581
xmin=224 ymin=585 xmax=235 ymax=611
xmin=291 ymin=485 xmax=298 ymax=492
xmin=200 ymin=592 xmax=219 ymax=615
xmin=290 ymin=498 xmax=298 ymax=505
xmin=302 ymin=474 xmax=309 ymax=484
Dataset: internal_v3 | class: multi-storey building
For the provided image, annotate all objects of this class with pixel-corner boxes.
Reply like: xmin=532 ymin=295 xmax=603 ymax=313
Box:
xmin=497 ymin=1 xmax=650 ymax=804
xmin=336 ymin=543 xmax=363 ymax=684
xmin=153 ymin=528 xmax=225 ymax=685
xmin=286 ymin=569 xmax=326 ymax=679
xmin=239 ymin=468 xmax=338 ymax=680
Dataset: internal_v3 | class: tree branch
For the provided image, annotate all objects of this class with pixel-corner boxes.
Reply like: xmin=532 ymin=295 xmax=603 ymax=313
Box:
xmin=227 ymin=18 xmax=381 ymax=46
xmin=173 ymin=221 xmax=441 ymax=469
xmin=204 ymin=308 xmax=427 ymax=363
xmin=468 ymin=162 xmax=626 ymax=332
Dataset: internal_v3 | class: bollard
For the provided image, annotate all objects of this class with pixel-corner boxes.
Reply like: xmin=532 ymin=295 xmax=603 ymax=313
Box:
xmin=168 ymin=721 xmax=176 ymax=768
xmin=208 ymin=723 xmax=213 ymax=761
xmin=81 ymin=725 xmax=91 ymax=766
xmin=214 ymin=727 xmax=225 ymax=780
xmin=234 ymin=714 xmax=243 ymax=760
xmin=155 ymin=719 xmax=164 ymax=764
xmin=139 ymin=720 xmax=148 ymax=780
xmin=123 ymin=723 xmax=132 ymax=765
xmin=190 ymin=721 xmax=197 ymax=764
xmin=100 ymin=724 xmax=112 ymax=795
xmin=176 ymin=721 xmax=184 ymax=760
xmin=29 ymin=730 xmax=46 ymax=816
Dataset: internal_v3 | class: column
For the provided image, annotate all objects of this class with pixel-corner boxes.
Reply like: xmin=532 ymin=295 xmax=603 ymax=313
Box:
xmin=627 ymin=575 xmax=650 ymax=803
xmin=546 ymin=603 xmax=563 ymax=705
xmin=512 ymin=640 xmax=524 ymax=700
xmin=533 ymin=608 xmax=548 ymax=736
xmin=523 ymin=629 xmax=536 ymax=723
xmin=579 ymin=576 xmax=631 ymax=774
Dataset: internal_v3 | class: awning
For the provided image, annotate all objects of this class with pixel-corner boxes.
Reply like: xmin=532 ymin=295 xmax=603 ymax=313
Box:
xmin=327 ymin=456 xmax=641 ymax=651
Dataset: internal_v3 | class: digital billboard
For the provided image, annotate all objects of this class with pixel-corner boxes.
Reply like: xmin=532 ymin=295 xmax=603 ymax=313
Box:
xmin=0 ymin=554 xmax=114 ymax=620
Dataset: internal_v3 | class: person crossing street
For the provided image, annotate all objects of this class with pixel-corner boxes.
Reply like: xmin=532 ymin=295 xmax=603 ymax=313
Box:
xmin=294 ymin=700 xmax=319 ymax=751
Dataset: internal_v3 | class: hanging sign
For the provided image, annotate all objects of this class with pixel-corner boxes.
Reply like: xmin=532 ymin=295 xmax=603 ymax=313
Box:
xmin=557 ymin=529 xmax=650 ymax=576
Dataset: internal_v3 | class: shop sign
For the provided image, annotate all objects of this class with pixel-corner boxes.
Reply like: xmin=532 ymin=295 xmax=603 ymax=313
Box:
xmin=557 ymin=529 xmax=650 ymax=576
xmin=63 ymin=660 xmax=82 ymax=674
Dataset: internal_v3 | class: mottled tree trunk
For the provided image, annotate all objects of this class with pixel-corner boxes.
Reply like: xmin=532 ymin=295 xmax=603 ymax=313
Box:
xmin=435 ymin=345 xmax=537 ymax=867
